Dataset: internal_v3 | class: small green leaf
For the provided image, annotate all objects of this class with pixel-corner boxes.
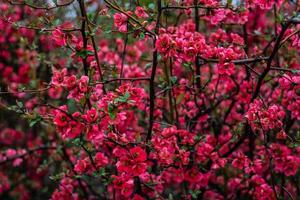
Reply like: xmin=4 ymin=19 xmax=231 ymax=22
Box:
xmin=7 ymin=105 xmax=18 ymax=112
xmin=87 ymin=12 xmax=95 ymax=22
xmin=170 ymin=76 xmax=177 ymax=84
xmin=76 ymin=49 xmax=94 ymax=59
xmin=148 ymin=3 xmax=155 ymax=10
xmin=74 ymin=175 xmax=82 ymax=179
xmin=16 ymin=100 xmax=23 ymax=108
xmin=72 ymin=138 xmax=82 ymax=146
xmin=145 ymin=63 xmax=152 ymax=69
xmin=108 ymin=104 xmax=116 ymax=119
xmin=189 ymin=190 xmax=202 ymax=198
xmin=114 ymin=92 xmax=130 ymax=103
xmin=139 ymin=32 xmax=145 ymax=39
xmin=49 ymin=173 xmax=64 ymax=181
xmin=29 ymin=116 xmax=42 ymax=127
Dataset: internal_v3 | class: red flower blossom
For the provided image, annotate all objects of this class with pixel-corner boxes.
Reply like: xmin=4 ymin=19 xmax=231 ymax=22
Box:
xmin=52 ymin=29 xmax=67 ymax=47
xmin=114 ymin=13 xmax=128 ymax=33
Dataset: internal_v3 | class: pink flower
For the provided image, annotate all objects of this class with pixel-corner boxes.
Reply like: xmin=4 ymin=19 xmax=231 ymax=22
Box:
xmin=156 ymin=33 xmax=172 ymax=53
xmin=211 ymin=9 xmax=227 ymax=25
xmin=53 ymin=105 xmax=69 ymax=127
xmin=203 ymin=190 xmax=224 ymax=200
xmin=252 ymin=0 xmax=282 ymax=10
xmin=86 ymin=124 xmax=105 ymax=145
xmin=13 ymin=158 xmax=23 ymax=167
xmin=232 ymin=152 xmax=250 ymax=170
xmin=51 ymin=68 xmax=67 ymax=86
xmin=63 ymin=121 xmax=82 ymax=139
xmin=276 ymin=130 xmax=287 ymax=140
xmin=246 ymin=100 xmax=285 ymax=131
xmin=230 ymin=33 xmax=244 ymax=45
xmin=196 ymin=143 xmax=214 ymax=162
xmin=129 ymin=146 xmax=147 ymax=163
xmin=78 ymin=75 xmax=89 ymax=93
xmin=94 ymin=152 xmax=109 ymax=168
xmin=74 ymin=159 xmax=88 ymax=174
xmin=83 ymin=108 xmax=98 ymax=123
xmin=0 ymin=172 xmax=10 ymax=193
xmin=158 ymin=147 xmax=174 ymax=165
xmin=121 ymin=179 xmax=134 ymax=197
xmin=283 ymin=156 xmax=300 ymax=176
xmin=51 ymin=178 xmax=79 ymax=200
xmin=184 ymin=167 xmax=203 ymax=184
xmin=161 ymin=126 xmax=177 ymax=138
xmin=254 ymin=183 xmax=276 ymax=200
xmin=116 ymin=146 xmax=147 ymax=176
xmin=48 ymin=86 xmax=63 ymax=99
xmin=133 ymin=194 xmax=144 ymax=200
xmin=135 ymin=6 xmax=148 ymax=18
xmin=114 ymin=13 xmax=128 ymax=33
xmin=183 ymin=47 xmax=196 ymax=62
xmin=52 ymin=28 xmax=67 ymax=47
xmin=63 ymin=75 xmax=77 ymax=90
xmin=218 ymin=62 xmax=235 ymax=76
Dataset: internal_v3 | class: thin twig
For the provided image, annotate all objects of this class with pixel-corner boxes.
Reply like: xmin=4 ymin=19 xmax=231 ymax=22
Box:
xmin=146 ymin=0 xmax=162 ymax=143
xmin=7 ymin=0 xmax=75 ymax=11
xmin=0 ymin=145 xmax=57 ymax=165
xmin=91 ymin=77 xmax=150 ymax=85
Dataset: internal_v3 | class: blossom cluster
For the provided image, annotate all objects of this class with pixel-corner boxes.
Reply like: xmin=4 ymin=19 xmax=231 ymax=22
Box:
xmin=0 ymin=0 xmax=299 ymax=200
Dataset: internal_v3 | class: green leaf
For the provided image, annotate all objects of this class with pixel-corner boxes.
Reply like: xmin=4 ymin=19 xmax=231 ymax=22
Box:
xmin=183 ymin=62 xmax=193 ymax=70
xmin=29 ymin=116 xmax=42 ymax=127
xmin=189 ymin=190 xmax=202 ymax=198
xmin=145 ymin=63 xmax=152 ymax=69
xmin=87 ymin=12 xmax=95 ymax=22
xmin=291 ymin=69 xmax=300 ymax=74
xmin=72 ymin=138 xmax=82 ymax=146
xmin=100 ymin=168 xmax=106 ymax=176
xmin=277 ymin=14 xmax=284 ymax=23
xmin=108 ymin=104 xmax=116 ymax=119
xmin=114 ymin=92 xmax=130 ymax=103
xmin=74 ymin=175 xmax=82 ymax=179
xmin=170 ymin=76 xmax=177 ymax=84
xmin=148 ymin=3 xmax=155 ymax=10
xmin=104 ymin=30 xmax=112 ymax=34
xmin=139 ymin=32 xmax=145 ymax=39
xmin=7 ymin=101 xmax=25 ymax=114
xmin=16 ymin=100 xmax=23 ymax=108
xmin=76 ymin=49 xmax=94 ymax=59
xmin=49 ymin=173 xmax=64 ymax=181
xmin=7 ymin=105 xmax=17 ymax=111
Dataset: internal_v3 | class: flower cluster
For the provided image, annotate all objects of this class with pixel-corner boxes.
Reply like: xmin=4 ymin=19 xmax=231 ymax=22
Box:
xmin=0 ymin=1 xmax=299 ymax=200
xmin=245 ymin=100 xmax=286 ymax=133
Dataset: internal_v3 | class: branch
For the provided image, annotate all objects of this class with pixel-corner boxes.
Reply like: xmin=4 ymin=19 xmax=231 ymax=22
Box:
xmin=90 ymin=77 xmax=150 ymax=85
xmin=0 ymin=16 xmax=80 ymax=32
xmin=7 ymin=0 xmax=75 ymax=11
xmin=39 ymin=104 xmax=78 ymax=122
xmin=146 ymin=0 xmax=162 ymax=143
xmin=103 ymin=0 xmax=156 ymax=37
xmin=194 ymin=0 xmax=202 ymax=92
xmin=0 ymin=145 xmax=57 ymax=165
xmin=161 ymin=4 xmax=235 ymax=11
xmin=251 ymin=20 xmax=293 ymax=101
xmin=201 ymin=56 xmax=269 ymax=65
xmin=119 ymin=33 xmax=128 ymax=84
xmin=279 ymin=28 xmax=300 ymax=48
xmin=0 ymin=86 xmax=50 ymax=95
